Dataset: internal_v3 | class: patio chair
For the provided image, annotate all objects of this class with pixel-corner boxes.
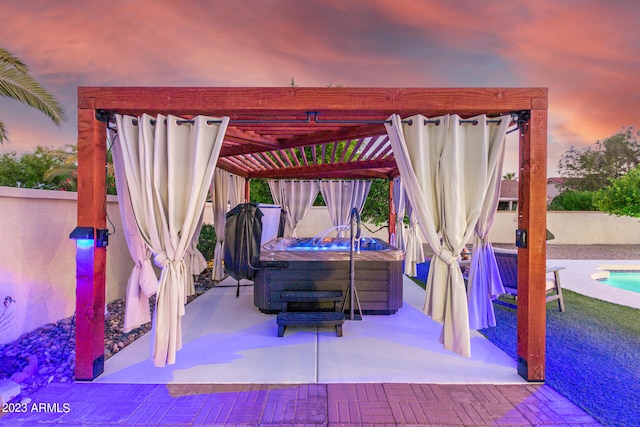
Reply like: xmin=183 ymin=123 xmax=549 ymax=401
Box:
xmin=415 ymin=254 xmax=471 ymax=284
xmin=493 ymin=247 xmax=565 ymax=312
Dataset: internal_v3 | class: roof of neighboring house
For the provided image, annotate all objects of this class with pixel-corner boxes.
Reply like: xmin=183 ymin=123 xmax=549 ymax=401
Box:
xmin=547 ymin=177 xmax=564 ymax=185
xmin=500 ymin=179 xmax=518 ymax=199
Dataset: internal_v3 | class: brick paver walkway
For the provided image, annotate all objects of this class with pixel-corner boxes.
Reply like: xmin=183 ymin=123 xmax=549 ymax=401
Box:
xmin=0 ymin=382 xmax=603 ymax=426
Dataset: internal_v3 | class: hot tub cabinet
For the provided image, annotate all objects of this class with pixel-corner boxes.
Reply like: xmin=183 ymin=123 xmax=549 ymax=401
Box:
xmin=254 ymin=237 xmax=404 ymax=314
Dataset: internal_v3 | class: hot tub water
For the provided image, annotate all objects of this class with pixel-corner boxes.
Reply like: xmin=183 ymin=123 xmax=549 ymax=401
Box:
xmin=284 ymin=237 xmax=386 ymax=251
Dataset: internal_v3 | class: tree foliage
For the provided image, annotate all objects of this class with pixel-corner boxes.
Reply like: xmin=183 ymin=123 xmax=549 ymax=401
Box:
xmin=361 ymin=179 xmax=389 ymax=226
xmin=0 ymin=146 xmax=75 ymax=190
xmin=0 ymin=47 xmax=65 ymax=143
xmin=249 ymin=178 xmax=274 ymax=204
xmin=40 ymin=145 xmax=117 ymax=195
xmin=558 ymin=127 xmax=640 ymax=191
xmin=0 ymin=145 xmax=116 ymax=194
xmin=595 ymin=167 xmax=640 ymax=217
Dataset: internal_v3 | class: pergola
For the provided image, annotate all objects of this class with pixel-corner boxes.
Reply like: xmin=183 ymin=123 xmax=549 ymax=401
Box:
xmin=75 ymin=87 xmax=548 ymax=382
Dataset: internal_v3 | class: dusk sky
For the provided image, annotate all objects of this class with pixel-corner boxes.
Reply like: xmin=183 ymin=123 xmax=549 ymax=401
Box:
xmin=1 ymin=0 xmax=638 ymax=176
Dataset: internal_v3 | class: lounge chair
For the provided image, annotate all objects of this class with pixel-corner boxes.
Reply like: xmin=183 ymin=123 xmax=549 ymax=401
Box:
xmin=493 ymin=247 xmax=565 ymax=312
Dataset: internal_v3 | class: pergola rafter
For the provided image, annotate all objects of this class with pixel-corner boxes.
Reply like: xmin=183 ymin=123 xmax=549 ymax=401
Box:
xmin=216 ymin=134 xmax=398 ymax=179
xmin=75 ymin=87 xmax=548 ymax=383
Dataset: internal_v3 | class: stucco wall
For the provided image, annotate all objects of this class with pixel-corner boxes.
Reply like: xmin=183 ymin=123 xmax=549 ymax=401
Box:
xmin=0 ymin=187 xmax=133 ymax=344
xmin=489 ymin=211 xmax=640 ymax=244
xmin=206 ymin=204 xmax=640 ymax=244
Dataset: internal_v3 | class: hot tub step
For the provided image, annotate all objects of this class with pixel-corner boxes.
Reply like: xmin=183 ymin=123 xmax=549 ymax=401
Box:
xmin=277 ymin=311 xmax=345 ymax=337
xmin=280 ymin=290 xmax=343 ymax=313
xmin=281 ymin=290 xmax=343 ymax=303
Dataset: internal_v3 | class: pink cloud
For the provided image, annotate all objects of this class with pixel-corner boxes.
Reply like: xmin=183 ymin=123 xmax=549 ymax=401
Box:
xmin=0 ymin=0 xmax=638 ymax=176
xmin=494 ymin=3 xmax=639 ymax=144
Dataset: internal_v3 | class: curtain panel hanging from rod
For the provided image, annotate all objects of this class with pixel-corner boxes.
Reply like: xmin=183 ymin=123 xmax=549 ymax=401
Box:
xmin=115 ymin=113 xmax=229 ymax=367
xmin=385 ymin=113 xmax=510 ymax=358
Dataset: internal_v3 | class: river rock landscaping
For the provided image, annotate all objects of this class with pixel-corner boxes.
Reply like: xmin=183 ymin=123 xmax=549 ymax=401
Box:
xmin=0 ymin=269 xmax=219 ymax=403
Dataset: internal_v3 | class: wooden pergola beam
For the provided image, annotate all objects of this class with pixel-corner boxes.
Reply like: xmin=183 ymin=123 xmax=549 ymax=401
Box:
xmin=78 ymin=87 xmax=546 ymax=115
xmin=244 ymin=158 xmax=398 ymax=179
xmin=276 ymin=124 xmax=386 ymax=149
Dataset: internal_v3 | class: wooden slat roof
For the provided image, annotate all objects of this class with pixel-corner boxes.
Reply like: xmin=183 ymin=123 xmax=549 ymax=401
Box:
xmin=80 ymin=87 xmax=547 ymax=179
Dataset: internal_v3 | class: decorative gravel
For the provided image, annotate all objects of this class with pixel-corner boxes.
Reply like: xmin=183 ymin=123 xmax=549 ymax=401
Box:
xmin=0 ymin=268 xmax=219 ymax=403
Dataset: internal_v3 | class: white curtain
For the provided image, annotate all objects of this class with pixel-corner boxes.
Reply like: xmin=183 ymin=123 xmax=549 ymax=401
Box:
xmin=403 ymin=201 xmax=425 ymax=277
xmin=319 ymin=180 xmax=371 ymax=237
xmin=391 ymin=176 xmax=406 ymax=250
xmin=268 ymin=180 xmax=284 ymax=210
xmin=268 ymin=180 xmax=319 ymax=237
xmin=211 ymin=168 xmax=230 ymax=281
xmin=115 ymin=113 xmax=228 ymax=366
xmin=385 ymin=114 xmax=510 ymax=357
xmin=467 ymin=137 xmax=507 ymax=329
xmin=111 ymin=131 xmax=158 ymax=333
xmin=228 ymin=173 xmax=245 ymax=210
xmin=186 ymin=213 xmax=208 ymax=276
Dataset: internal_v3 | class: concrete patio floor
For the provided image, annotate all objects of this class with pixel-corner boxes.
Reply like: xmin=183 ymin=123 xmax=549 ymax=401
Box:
xmin=95 ymin=276 xmax=523 ymax=385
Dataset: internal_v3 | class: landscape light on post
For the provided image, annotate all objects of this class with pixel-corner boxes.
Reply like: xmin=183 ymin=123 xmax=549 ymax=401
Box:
xmin=69 ymin=226 xmax=109 ymax=248
xmin=70 ymin=227 xmax=95 ymax=284
xmin=69 ymin=226 xmax=95 ymax=249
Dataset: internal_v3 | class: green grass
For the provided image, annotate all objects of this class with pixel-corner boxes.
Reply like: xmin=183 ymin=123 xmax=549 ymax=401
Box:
xmin=411 ymin=265 xmax=640 ymax=427
xmin=480 ymin=289 xmax=640 ymax=427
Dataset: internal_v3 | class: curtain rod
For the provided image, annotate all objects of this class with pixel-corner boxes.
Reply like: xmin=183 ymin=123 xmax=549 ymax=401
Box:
xmin=99 ymin=110 xmax=523 ymax=127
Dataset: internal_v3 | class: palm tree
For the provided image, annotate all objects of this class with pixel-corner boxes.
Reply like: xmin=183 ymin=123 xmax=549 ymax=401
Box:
xmin=42 ymin=145 xmax=78 ymax=182
xmin=0 ymin=47 xmax=65 ymax=143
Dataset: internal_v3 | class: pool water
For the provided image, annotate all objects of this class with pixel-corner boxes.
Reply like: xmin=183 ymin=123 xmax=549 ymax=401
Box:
xmin=602 ymin=272 xmax=640 ymax=293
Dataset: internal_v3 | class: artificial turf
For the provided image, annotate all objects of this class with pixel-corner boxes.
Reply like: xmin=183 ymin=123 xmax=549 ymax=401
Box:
xmin=479 ymin=289 xmax=640 ymax=427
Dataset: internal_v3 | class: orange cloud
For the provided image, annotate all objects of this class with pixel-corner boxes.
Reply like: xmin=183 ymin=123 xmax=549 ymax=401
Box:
xmin=1 ymin=0 xmax=638 ymax=176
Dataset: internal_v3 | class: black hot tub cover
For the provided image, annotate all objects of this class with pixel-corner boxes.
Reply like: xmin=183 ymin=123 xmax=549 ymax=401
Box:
xmin=223 ymin=203 xmax=264 ymax=281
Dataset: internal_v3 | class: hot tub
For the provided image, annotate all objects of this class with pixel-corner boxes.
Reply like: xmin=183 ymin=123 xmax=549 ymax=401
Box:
xmin=254 ymin=237 xmax=404 ymax=314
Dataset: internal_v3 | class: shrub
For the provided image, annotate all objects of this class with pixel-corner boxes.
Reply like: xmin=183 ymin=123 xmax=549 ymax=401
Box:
xmin=548 ymin=190 xmax=599 ymax=211
xmin=361 ymin=179 xmax=389 ymax=226
xmin=197 ymin=223 xmax=217 ymax=261
xmin=595 ymin=167 xmax=640 ymax=217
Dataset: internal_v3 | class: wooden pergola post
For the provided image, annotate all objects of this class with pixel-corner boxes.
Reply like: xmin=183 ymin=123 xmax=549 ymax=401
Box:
xmin=388 ymin=179 xmax=396 ymax=244
xmin=516 ymin=108 xmax=548 ymax=381
xmin=74 ymin=108 xmax=107 ymax=380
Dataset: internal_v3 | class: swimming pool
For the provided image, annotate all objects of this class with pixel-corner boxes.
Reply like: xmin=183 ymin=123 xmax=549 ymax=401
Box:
xmin=599 ymin=271 xmax=640 ymax=293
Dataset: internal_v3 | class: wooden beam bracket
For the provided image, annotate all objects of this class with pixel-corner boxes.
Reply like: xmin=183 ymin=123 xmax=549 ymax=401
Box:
xmin=95 ymin=109 xmax=113 ymax=123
